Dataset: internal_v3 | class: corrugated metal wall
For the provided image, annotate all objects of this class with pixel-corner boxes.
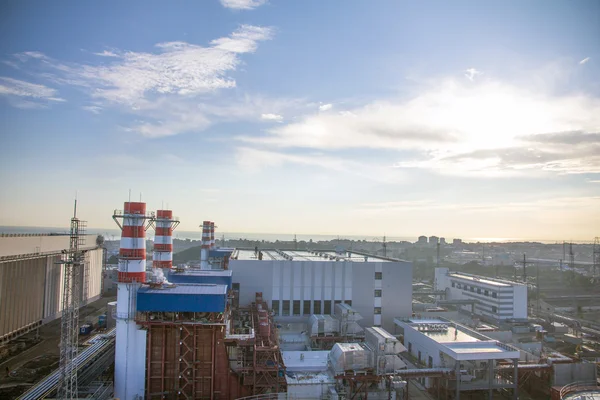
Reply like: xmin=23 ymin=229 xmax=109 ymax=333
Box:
xmin=0 ymin=247 xmax=104 ymax=341
xmin=0 ymin=257 xmax=46 ymax=338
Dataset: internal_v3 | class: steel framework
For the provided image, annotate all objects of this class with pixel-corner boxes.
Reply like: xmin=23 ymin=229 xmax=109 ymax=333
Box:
xmin=57 ymin=200 xmax=86 ymax=400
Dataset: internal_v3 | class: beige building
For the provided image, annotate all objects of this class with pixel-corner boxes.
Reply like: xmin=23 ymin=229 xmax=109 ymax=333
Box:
xmin=0 ymin=233 xmax=104 ymax=343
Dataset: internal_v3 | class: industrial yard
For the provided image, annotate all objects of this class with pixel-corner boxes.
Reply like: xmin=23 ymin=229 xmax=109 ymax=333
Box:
xmin=1 ymin=200 xmax=598 ymax=400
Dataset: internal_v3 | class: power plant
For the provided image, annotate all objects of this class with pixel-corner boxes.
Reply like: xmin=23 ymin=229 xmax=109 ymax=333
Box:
xmin=1 ymin=198 xmax=599 ymax=400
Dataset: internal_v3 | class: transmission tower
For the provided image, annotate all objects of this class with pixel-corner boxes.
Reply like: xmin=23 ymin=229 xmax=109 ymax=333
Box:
xmin=57 ymin=200 xmax=86 ymax=399
xmin=593 ymin=237 xmax=600 ymax=279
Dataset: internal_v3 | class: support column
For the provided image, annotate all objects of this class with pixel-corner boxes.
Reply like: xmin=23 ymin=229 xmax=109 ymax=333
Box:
xmin=488 ymin=359 xmax=494 ymax=400
xmin=455 ymin=361 xmax=461 ymax=400
xmin=513 ymin=358 xmax=519 ymax=400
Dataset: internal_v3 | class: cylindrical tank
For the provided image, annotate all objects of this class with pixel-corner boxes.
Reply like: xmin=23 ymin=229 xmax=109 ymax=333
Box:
xmin=107 ymin=301 xmax=117 ymax=329
xmin=118 ymin=202 xmax=148 ymax=283
xmin=153 ymin=209 xmax=176 ymax=270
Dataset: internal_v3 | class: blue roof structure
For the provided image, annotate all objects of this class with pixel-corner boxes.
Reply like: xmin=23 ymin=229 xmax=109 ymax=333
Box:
xmin=209 ymin=248 xmax=234 ymax=258
xmin=168 ymin=269 xmax=233 ymax=289
xmin=137 ymin=283 xmax=227 ymax=313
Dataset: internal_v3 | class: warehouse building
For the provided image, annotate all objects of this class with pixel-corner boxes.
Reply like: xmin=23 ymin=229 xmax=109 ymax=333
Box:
xmin=434 ymin=267 xmax=528 ymax=320
xmin=228 ymin=249 xmax=413 ymax=331
xmin=0 ymin=233 xmax=104 ymax=343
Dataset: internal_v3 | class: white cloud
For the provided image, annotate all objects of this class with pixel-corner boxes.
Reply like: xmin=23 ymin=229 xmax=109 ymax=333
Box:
xmin=464 ymin=68 xmax=482 ymax=81
xmin=220 ymin=0 xmax=267 ymax=10
xmin=12 ymin=25 xmax=273 ymax=106
xmin=319 ymin=103 xmax=332 ymax=111
xmin=0 ymin=77 xmax=65 ymax=108
xmin=93 ymin=50 xmax=119 ymax=58
xmin=238 ymin=77 xmax=600 ymax=176
xmin=579 ymin=57 xmax=590 ymax=65
xmin=261 ymin=113 xmax=283 ymax=121
xmin=82 ymin=105 xmax=103 ymax=114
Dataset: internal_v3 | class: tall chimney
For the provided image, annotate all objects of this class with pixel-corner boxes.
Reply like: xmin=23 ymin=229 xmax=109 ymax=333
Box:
xmin=200 ymin=221 xmax=211 ymax=270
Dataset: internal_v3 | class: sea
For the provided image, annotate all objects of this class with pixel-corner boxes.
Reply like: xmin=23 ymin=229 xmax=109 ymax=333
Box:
xmin=0 ymin=226 xmax=581 ymax=244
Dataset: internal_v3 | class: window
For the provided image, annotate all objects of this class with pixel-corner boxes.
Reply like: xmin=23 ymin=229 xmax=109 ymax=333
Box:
xmin=374 ymin=307 xmax=382 ymax=315
xmin=232 ymin=282 xmax=240 ymax=291
xmin=470 ymin=287 xmax=474 ymax=292
xmin=314 ymin=301 xmax=322 ymax=314
xmin=492 ymin=292 xmax=497 ymax=298
xmin=303 ymin=300 xmax=311 ymax=315
xmin=293 ymin=300 xmax=301 ymax=316
xmin=477 ymin=288 xmax=481 ymax=294
xmin=282 ymin=300 xmax=290 ymax=316
xmin=452 ymin=282 xmax=455 ymax=288
xmin=272 ymin=300 xmax=279 ymax=316
xmin=335 ymin=300 xmax=342 ymax=307
xmin=418 ymin=351 xmax=421 ymax=362
xmin=374 ymin=289 xmax=382 ymax=297
xmin=428 ymin=356 xmax=433 ymax=368
xmin=484 ymin=290 xmax=489 ymax=296
xmin=375 ymin=272 xmax=382 ymax=280
xmin=324 ymin=300 xmax=332 ymax=314
xmin=408 ymin=342 xmax=412 ymax=354
xmin=492 ymin=306 xmax=497 ymax=313
xmin=457 ymin=283 xmax=461 ymax=289
xmin=345 ymin=300 xmax=352 ymax=306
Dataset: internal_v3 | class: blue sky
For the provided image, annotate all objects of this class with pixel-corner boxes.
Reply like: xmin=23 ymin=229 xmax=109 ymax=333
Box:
xmin=1 ymin=0 xmax=599 ymax=241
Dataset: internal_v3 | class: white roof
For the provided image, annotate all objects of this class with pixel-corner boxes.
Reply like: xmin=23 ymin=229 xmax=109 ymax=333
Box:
xmin=449 ymin=273 xmax=517 ymax=287
xmin=282 ymin=351 xmax=329 ymax=372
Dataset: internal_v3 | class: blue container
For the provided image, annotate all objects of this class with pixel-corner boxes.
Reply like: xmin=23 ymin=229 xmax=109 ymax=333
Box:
xmin=98 ymin=315 xmax=107 ymax=327
xmin=79 ymin=324 xmax=93 ymax=335
xmin=137 ymin=283 xmax=227 ymax=313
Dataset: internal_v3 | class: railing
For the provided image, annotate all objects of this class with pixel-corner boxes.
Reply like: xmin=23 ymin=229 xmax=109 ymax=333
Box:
xmin=559 ymin=381 xmax=599 ymax=399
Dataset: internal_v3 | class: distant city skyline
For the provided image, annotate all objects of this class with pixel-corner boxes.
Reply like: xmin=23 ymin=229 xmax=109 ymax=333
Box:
xmin=1 ymin=1 xmax=599 ymax=240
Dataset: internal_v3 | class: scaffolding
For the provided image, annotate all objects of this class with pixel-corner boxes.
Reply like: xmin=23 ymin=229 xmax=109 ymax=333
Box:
xmin=57 ymin=200 xmax=86 ymax=400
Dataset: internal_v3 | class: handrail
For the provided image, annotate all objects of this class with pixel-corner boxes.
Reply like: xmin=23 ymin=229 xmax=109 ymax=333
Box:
xmin=559 ymin=381 xmax=599 ymax=398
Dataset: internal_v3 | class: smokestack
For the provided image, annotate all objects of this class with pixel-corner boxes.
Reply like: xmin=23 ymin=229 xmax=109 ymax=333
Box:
xmin=153 ymin=209 xmax=179 ymax=274
xmin=112 ymin=201 xmax=152 ymax=400
xmin=210 ymin=221 xmax=215 ymax=249
xmin=200 ymin=220 xmax=210 ymax=270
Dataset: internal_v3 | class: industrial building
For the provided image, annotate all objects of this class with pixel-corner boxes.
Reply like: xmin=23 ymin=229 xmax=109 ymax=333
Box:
xmin=228 ymin=249 xmax=413 ymax=331
xmin=434 ymin=267 xmax=528 ymax=320
xmin=0 ymin=233 xmax=104 ymax=344
xmin=394 ymin=317 xmax=521 ymax=399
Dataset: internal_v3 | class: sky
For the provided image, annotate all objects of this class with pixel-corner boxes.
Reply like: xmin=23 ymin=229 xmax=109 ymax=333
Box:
xmin=0 ymin=0 xmax=599 ymax=241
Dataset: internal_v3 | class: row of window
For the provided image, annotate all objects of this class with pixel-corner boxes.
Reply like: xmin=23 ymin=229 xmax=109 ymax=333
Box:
xmin=452 ymin=282 xmax=497 ymax=298
xmin=271 ymin=300 xmax=353 ymax=316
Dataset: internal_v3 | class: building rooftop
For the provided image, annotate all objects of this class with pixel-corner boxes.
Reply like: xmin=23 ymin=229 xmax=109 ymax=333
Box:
xmin=232 ymin=249 xmax=392 ymax=262
xmin=449 ymin=272 xmax=514 ymax=287
xmin=282 ymin=351 xmax=329 ymax=372
xmin=395 ymin=318 xmax=520 ymax=361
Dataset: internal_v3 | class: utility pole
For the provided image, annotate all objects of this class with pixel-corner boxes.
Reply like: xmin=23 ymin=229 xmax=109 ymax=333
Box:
xmin=294 ymin=234 xmax=298 ymax=250
xmin=383 ymin=235 xmax=387 ymax=257
xmin=436 ymin=242 xmax=440 ymax=268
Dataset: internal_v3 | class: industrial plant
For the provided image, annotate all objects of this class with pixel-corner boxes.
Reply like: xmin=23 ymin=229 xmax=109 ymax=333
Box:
xmin=0 ymin=200 xmax=599 ymax=400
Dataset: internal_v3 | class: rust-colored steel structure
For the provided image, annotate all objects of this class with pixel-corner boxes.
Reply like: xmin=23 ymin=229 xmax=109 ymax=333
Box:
xmin=137 ymin=291 xmax=286 ymax=399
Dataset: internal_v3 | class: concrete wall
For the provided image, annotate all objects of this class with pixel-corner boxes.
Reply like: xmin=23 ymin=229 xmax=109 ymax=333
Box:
xmin=382 ymin=262 xmax=413 ymax=330
xmin=553 ymin=362 xmax=597 ymax=386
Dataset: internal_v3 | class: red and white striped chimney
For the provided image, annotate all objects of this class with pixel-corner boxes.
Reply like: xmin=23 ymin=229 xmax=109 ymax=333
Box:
xmin=153 ymin=210 xmax=179 ymax=270
xmin=200 ymin=220 xmax=211 ymax=270
xmin=116 ymin=202 xmax=149 ymax=283
xmin=210 ymin=221 xmax=215 ymax=249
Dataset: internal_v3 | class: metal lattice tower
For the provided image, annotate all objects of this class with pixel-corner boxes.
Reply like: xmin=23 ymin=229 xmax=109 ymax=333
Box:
xmin=593 ymin=237 xmax=600 ymax=279
xmin=57 ymin=200 xmax=86 ymax=400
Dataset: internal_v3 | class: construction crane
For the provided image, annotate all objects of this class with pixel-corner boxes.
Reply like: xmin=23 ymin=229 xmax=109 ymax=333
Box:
xmin=57 ymin=200 xmax=86 ymax=399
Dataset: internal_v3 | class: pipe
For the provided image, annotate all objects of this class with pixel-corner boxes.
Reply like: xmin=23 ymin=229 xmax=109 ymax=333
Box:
xmin=211 ymin=327 xmax=216 ymax=400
